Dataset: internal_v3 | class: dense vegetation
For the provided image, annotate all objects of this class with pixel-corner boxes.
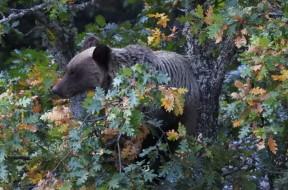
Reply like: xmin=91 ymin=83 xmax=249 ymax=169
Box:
xmin=0 ymin=0 xmax=287 ymax=189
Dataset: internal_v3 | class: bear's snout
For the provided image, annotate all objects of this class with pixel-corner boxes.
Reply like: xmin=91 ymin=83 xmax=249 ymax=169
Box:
xmin=51 ymin=85 xmax=61 ymax=96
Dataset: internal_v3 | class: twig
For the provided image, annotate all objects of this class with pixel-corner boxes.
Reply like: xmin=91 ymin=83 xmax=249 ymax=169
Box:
xmin=117 ymin=133 xmax=122 ymax=173
xmin=52 ymin=149 xmax=73 ymax=172
xmin=8 ymin=155 xmax=30 ymax=160
xmin=222 ymin=156 xmax=259 ymax=177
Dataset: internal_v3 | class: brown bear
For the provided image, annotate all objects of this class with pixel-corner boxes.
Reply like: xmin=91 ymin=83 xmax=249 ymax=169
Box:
xmin=52 ymin=43 xmax=199 ymax=135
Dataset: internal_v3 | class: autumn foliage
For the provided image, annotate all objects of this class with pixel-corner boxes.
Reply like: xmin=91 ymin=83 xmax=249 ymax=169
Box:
xmin=0 ymin=0 xmax=288 ymax=189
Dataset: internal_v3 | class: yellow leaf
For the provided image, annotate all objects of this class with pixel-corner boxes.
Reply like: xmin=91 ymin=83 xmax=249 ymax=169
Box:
xmin=148 ymin=28 xmax=162 ymax=47
xmin=177 ymin=88 xmax=188 ymax=95
xmin=204 ymin=6 xmax=213 ymax=25
xmin=166 ymin=129 xmax=179 ymax=141
xmin=250 ymin=87 xmax=266 ymax=95
xmin=26 ymin=164 xmax=45 ymax=184
xmin=268 ymin=136 xmax=278 ymax=154
xmin=272 ymin=69 xmax=288 ymax=81
xmin=161 ymin=94 xmax=174 ymax=112
xmin=173 ymin=89 xmax=186 ymax=116
xmin=160 ymin=87 xmax=187 ymax=115
xmin=173 ymin=95 xmax=185 ymax=116
xmin=87 ymin=90 xmax=95 ymax=97
xmin=18 ymin=123 xmax=38 ymax=132
xmin=157 ymin=14 xmax=169 ymax=28
xmin=148 ymin=13 xmax=170 ymax=28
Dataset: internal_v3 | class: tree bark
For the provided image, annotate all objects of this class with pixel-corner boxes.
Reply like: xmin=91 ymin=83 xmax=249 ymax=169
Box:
xmin=184 ymin=26 xmax=235 ymax=138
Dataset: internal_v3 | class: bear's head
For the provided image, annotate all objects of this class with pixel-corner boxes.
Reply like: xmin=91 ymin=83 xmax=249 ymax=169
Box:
xmin=52 ymin=45 xmax=112 ymax=98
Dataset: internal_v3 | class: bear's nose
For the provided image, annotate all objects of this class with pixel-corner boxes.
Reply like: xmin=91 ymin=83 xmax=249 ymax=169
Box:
xmin=51 ymin=86 xmax=58 ymax=95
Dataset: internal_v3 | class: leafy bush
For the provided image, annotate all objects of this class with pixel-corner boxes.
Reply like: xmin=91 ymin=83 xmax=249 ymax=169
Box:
xmin=1 ymin=0 xmax=288 ymax=189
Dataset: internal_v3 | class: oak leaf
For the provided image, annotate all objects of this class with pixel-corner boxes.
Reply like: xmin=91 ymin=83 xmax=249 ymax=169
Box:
xmin=250 ymin=87 xmax=266 ymax=95
xmin=18 ymin=123 xmax=38 ymax=132
xmin=272 ymin=69 xmax=288 ymax=81
xmin=204 ymin=6 xmax=214 ymax=25
xmin=148 ymin=28 xmax=162 ymax=47
xmin=251 ymin=64 xmax=262 ymax=72
xmin=161 ymin=93 xmax=174 ymax=112
xmin=268 ymin=136 xmax=278 ymax=155
xmin=148 ymin=13 xmax=170 ymax=28
xmin=234 ymin=34 xmax=247 ymax=48
xmin=40 ymin=106 xmax=71 ymax=125
xmin=167 ymin=129 xmax=179 ymax=141
xmin=234 ymin=80 xmax=244 ymax=89
xmin=232 ymin=120 xmax=242 ymax=128
xmin=215 ymin=24 xmax=228 ymax=44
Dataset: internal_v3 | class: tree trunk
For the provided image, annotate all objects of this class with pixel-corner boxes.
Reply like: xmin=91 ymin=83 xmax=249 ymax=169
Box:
xmin=184 ymin=27 xmax=235 ymax=138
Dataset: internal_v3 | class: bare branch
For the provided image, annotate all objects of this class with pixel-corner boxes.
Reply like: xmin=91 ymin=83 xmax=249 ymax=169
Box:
xmin=0 ymin=3 xmax=47 ymax=24
xmin=0 ymin=0 xmax=98 ymax=25
xmin=70 ymin=0 xmax=99 ymax=11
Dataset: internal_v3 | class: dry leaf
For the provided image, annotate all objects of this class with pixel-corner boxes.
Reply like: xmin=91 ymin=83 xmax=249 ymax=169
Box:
xmin=257 ymin=139 xmax=265 ymax=150
xmin=121 ymin=140 xmax=140 ymax=162
xmin=101 ymin=128 xmax=119 ymax=143
xmin=32 ymin=96 xmax=42 ymax=113
xmin=256 ymin=103 xmax=263 ymax=113
xmin=232 ymin=120 xmax=242 ymax=128
xmin=250 ymin=87 xmax=266 ymax=95
xmin=234 ymin=80 xmax=244 ymax=89
xmin=241 ymin=28 xmax=248 ymax=35
xmin=40 ymin=106 xmax=71 ymax=125
xmin=268 ymin=136 xmax=278 ymax=154
xmin=18 ymin=123 xmax=38 ymax=132
xmin=215 ymin=24 xmax=228 ymax=44
xmin=204 ymin=6 xmax=213 ymax=25
xmin=230 ymin=92 xmax=241 ymax=99
xmin=251 ymin=64 xmax=262 ymax=72
xmin=234 ymin=34 xmax=247 ymax=48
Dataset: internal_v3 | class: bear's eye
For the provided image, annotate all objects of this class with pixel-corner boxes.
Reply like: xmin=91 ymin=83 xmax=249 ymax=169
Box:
xmin=69 ymin=70 xmax=76 ymax=75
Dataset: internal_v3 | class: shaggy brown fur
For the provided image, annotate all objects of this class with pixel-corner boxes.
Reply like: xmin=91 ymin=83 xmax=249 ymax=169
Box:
xmin=52 ymin=44 xmax=199 ymax=135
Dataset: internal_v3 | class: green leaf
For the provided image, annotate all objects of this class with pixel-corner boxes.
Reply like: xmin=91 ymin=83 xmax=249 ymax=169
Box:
xmin=108 ymin=174 xmax=122 ymax=189
xmin=0 ymin=164 xmax=8 ymax=182
xmin=59 ymin=181 xmax=73 ymax=190
xmin=143 ymin=169 xmax=157 ymax=182
xmin=128 ymin=90 xmax=139 ymax=107
xmin=0 ymin=149 xmax=6 ymax=162
xmin=113 ymin=76 xmax=123 ymax=87
xmin=95 ymin=15 xmax=106 ymax=27
xmin=195 ymin=5 xmax=204 ymax=18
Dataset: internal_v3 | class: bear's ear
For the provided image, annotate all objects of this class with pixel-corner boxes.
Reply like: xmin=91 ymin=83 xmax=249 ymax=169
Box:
xmin=92 ymin=45 xmax=111 ymax=71
xmin=81 ymin=35 xmax=100 ymax=51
